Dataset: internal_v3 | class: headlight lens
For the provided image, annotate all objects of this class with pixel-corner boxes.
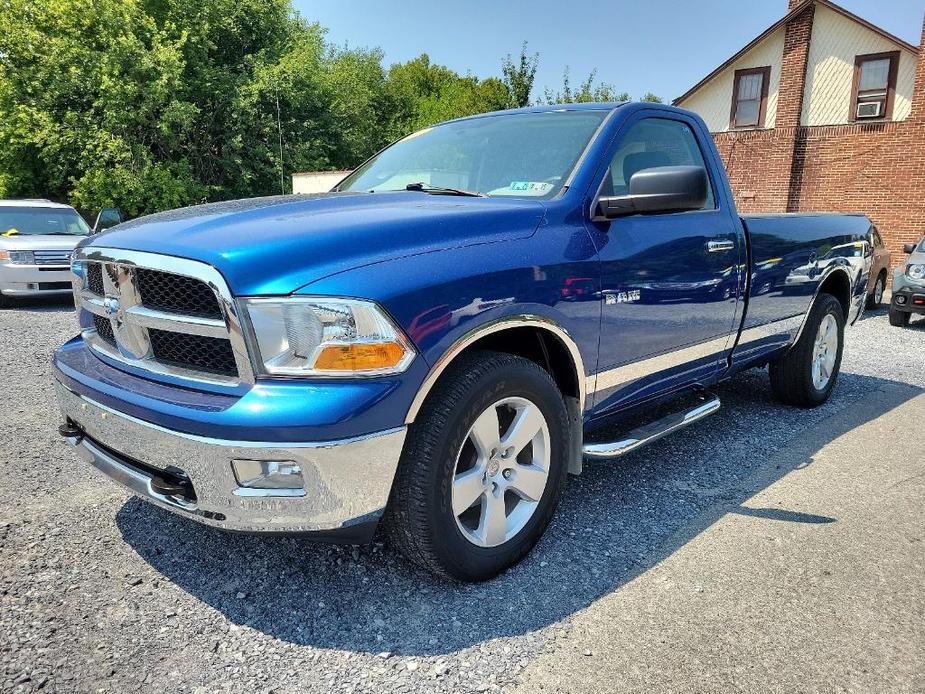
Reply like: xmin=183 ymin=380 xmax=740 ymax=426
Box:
xmin=5 ymin=250 xmax=34 ymax=264
xmin=907 ymin=263 xmax=925 ymax=281
xmin=243 ymin=297 xmax=415 ymax=376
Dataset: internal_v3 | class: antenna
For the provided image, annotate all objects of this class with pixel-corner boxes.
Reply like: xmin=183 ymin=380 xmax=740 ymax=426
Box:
xmin=276 ymin=84 xmax=285 ymax=194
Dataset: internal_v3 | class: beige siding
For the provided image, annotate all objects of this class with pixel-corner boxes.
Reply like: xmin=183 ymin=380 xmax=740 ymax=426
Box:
xmin=677 ymin=28 xmax=785 ymax=133
xmin=802 ymin=4 xmax=917 ymax=125
xmin=291 ymin=171 xmax=350 ymax=194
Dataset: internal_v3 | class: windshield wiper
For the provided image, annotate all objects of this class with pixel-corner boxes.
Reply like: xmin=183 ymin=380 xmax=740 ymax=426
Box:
xmin=405 ymin=182 xmax=484 ymax=197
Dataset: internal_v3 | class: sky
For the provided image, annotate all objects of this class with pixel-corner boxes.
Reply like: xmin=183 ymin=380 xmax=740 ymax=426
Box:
xmin=291 ymin=0 xmax=924 ymax=103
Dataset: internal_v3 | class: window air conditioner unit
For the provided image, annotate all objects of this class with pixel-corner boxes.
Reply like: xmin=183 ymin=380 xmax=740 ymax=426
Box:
xmin=856 ymin=101 xmax=883 ymax=118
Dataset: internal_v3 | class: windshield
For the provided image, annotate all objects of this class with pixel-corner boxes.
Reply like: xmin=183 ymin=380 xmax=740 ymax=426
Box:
xmin=338 ymin=110 xmax=610 ymax=199
xmin=0 ymin=207 xmax=91 ymax=236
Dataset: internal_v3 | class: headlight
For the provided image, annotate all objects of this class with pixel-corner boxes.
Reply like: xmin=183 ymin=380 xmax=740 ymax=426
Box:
xmin=1 ymin=250 xmax=34 ymax=264
xmin=243 ymin=297 xmax=415 ymax=377
xmin=907 ymin=263 xmax=925 ymax=281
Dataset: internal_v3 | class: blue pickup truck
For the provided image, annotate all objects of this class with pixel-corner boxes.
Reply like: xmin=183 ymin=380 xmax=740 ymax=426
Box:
xmin=54 ymin=102 xmax=873 ymax=581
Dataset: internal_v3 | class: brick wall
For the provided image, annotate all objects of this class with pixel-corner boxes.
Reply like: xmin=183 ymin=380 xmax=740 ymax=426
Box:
xmin=714 ymin=11 xmax=925 ymax=264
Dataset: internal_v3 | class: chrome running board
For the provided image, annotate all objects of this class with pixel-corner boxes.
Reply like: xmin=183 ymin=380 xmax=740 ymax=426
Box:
xmin=582 ymin=393 xmax=721 ymax=461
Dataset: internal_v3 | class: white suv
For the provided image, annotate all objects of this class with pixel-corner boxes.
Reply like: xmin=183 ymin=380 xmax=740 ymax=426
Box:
xmin=0 ymin=199 xmax=117 ymax=306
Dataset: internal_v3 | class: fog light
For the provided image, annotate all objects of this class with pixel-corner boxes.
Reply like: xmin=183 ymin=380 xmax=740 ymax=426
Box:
xmin=231 ymin=459 xmax=304 ymax=492
xmin=896 ymin=295 xmax=907 ymax=305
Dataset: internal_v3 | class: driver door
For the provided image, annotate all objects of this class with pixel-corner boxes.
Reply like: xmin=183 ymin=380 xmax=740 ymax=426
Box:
xmin=586 ymin=113 xmax=743 ymax=414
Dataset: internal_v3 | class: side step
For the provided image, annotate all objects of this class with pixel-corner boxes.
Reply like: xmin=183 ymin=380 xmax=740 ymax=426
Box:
xmin=582 ymin=393 xmax=721 ymax=461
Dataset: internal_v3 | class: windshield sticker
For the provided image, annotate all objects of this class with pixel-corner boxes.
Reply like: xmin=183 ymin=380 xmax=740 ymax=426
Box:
xmin=509 ymin=181 xmax=553 ymax=194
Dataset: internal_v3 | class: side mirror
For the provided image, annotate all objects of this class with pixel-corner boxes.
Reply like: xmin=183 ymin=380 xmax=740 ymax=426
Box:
xmin=903 ymin=243 xmax=917 ymax=254
xmin=93 ymin=207 xmax=124 ymax=233
xmin=593 ymin=166 xmax=708 ymax=221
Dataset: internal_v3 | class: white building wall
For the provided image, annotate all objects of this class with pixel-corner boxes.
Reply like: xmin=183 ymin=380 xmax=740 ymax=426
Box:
xmin=291 ymin=171 xmax=350 ymax=194
xmin=677 ymin=28 xmax=785 ymax=133
xmin=801 ymin=4 xmax=917 ymax=126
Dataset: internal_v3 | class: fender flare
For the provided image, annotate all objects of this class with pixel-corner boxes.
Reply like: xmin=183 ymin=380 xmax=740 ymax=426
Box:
xmin=791 ymin=264 xmax=855 ymax=347
xmin=403 ymin=315 xmax=587 ymax=424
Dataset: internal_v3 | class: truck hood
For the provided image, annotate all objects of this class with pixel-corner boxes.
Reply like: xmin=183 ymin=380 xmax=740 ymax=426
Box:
xmin=0 ymin=234 xmax=86 ymax=251
xmin=83 ymin=193 xmax=547 ymax=295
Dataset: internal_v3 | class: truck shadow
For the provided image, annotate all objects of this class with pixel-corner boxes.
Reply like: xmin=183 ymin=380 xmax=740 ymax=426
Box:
xmin=115 ymin=369 xmax=921 ymax=657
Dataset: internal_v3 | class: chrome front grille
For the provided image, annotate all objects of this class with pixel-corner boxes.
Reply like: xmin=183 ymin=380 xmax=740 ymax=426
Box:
xmin=33 ymin=249 xmax=73 ymax=266
xmin=72 ymin=248 xmax=254 ymax=386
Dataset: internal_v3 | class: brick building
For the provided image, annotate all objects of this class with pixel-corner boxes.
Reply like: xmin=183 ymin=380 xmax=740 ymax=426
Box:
xmin=674 ymin=0 xmax=925 ymax=260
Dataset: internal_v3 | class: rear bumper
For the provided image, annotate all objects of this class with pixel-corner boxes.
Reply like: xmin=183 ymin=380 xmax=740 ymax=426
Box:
xmin=0 ymin=263 xmax=72 ymax=296
xmin=54 ymin=379 xmax=406 ymax=537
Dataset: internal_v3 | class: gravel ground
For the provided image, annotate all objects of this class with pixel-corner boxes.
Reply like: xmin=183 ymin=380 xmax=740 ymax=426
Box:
xmin=0 ymin=297 xmax=923 ymax=693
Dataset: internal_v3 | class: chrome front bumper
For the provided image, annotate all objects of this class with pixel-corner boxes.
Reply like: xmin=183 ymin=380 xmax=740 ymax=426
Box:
xmin=54 ymin=381 xmax=406 ymax=536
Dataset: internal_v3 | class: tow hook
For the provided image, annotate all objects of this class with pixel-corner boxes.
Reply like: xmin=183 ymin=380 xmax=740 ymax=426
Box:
xmin=58 ymin=421 xmax=83 ymax=442
xmin=150 ymin=476 xmax=191 ymax=497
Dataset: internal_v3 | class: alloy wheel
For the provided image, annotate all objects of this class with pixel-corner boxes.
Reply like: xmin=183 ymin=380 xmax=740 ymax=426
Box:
xmin=451 ymin=397 xmax=550 ymax=548
xmin=811 ymin=313 xmax=838 ymax=390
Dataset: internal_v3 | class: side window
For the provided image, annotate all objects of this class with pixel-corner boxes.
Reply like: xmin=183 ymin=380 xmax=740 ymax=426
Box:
xmin=605 ymin=117 xmax=715 ymax=210
xmin=871 ymin=228 xmax=883 ymax=247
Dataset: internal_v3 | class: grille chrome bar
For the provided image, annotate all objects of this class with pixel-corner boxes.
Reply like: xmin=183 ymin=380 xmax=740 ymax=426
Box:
xmin=33 ymin=249 xmax=73 ymax=266
xmin=72 ymin=247 xmax=254 ymax=387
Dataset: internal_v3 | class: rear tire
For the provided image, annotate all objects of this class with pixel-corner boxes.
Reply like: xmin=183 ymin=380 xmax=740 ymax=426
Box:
xmin=889 ymin=306 xmax=911 ymax=327
xmin=866 ymin=273 xmax=886 ymax=309
xmin=769 ymin=294 xmax=844 ymax=408
xmin=0 ymin=292 xmax=14 ymax=309
xmin=384 ymin=350 xmax=570 ymax=582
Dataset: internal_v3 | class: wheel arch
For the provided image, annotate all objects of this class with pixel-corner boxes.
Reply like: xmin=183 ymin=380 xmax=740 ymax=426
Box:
xmin=789 ymin=265 xmax=853 ymax=349
xmin=817 ymin=265 xmax=852 ymax=319
xmin=404 ymin=316 xmax=586 ymax=425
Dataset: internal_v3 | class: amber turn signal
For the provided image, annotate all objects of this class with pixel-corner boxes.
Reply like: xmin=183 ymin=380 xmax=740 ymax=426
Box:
xmin=313 ymin=341 xmax=408 ymax=372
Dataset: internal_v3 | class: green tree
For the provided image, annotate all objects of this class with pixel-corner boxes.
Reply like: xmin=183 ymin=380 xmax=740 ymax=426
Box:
xmin=641 ymin=92 xmax=664 ymax=103
xmin=541 ymin=68 xmax=630 ymax=105
xmin=0 ymin=0 xmax=662 ymax=216
xmin=501 ymin=42 xmax=539 ymax=108
xmin=382 ymin=54 xmax=508 ymax=138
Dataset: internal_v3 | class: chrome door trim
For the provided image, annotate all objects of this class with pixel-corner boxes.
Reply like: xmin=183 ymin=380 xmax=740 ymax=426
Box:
xmin=588 ymin=333 xmax=730 ymax=395
xmin=404 ymin=315 xmax=587 ymax=424
xmin=735 ymin=315 xmax=803 ymax=348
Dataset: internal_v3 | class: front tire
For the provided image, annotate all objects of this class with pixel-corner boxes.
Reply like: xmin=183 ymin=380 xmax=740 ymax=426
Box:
xmin=384 ymin=351 xmax=570 ymax=582
xmin=889 ymin=306 xmax=911 ymax=327
xmin=769 ymin=294 xmax=844 ymax=408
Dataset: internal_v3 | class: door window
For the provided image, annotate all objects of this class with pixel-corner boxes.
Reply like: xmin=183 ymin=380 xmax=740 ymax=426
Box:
xmin=604 ymin=118 xmax=715 ymax=209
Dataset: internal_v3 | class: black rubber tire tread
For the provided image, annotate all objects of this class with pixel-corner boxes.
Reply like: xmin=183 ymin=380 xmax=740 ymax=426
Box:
xmin=0 ymin=293 xmax=13 ymax=308
xmin=865 ymin=272 xmax=886 ymax=310
xmin=889 ymin=306 xmax=911 ymax=327
xmin=769 ymin=293 xmax=844 ymax=408
xmin=383 ymin=350 xmax=570 ymax=582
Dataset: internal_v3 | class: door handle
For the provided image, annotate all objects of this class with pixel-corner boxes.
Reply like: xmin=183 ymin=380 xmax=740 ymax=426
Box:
xmin=706 ymin=239 xmax=735 ymax=253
